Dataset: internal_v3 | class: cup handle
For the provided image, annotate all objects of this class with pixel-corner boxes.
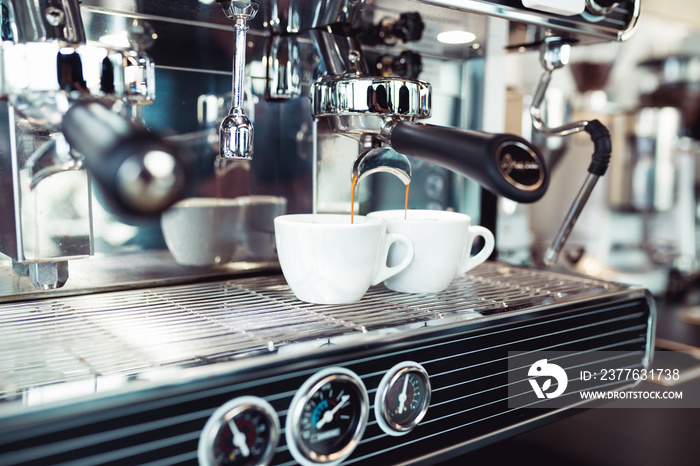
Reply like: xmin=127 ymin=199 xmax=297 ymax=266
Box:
xmin=459 ymin=225 xmax=495 ymax=274
xmin=372 ymin=233 xmax=414 ymax=286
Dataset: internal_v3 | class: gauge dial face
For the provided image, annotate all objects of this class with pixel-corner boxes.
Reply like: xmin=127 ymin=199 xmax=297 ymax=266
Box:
xmin=198 ymin=396 xmax=280 ymax=466
xmin=375 ymin=361 xmax=431 ymax=436
xmin=287 ymin=367 xmax=369 ymax=466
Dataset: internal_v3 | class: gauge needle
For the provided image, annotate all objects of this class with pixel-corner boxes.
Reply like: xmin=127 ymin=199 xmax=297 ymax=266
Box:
xmin=316 ymin=394 xmax=350 ymax=429
xmin=228 ymin=419 xmax=250 ymax=458
xmin=398 ymin=375 xmax=409 ymax=412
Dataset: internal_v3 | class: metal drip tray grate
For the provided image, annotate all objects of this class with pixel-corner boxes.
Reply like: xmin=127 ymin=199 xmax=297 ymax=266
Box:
xmin=0 ymin=262 xmax=620 ymax=399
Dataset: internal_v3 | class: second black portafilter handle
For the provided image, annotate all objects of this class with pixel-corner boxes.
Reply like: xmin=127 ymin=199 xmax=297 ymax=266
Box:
xmin=62 ymin=102 xmax=188 ymax=216
xmin=387 ymin=121 xmax=549 ymax=203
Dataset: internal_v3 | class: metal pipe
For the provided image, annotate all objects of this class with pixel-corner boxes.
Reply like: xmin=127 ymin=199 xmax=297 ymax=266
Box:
xmin=543 ymin=173 xmax=600 ymax=266
xmin=530 ymin=37 xmax=589 ymax=138
xmin=217 ymin=0 xmax=259 ymax=160
xmin=531 ymin=36 xmax=613 ymax=266
xmin=530 ymin=68 xmax=589 ymax=137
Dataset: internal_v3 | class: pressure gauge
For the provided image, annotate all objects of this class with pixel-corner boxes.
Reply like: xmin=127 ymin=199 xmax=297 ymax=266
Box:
xmin=286 ymin=367 xmax=369 ymax=466
xmin=198 ymin=396 xmax=280 ymax=466
xmin=375 ymin=361 xmax=431 ymax=436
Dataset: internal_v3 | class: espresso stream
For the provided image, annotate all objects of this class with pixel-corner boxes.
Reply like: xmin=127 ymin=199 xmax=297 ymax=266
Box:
xmin=351 ymin=174 xmax=409 ymax=223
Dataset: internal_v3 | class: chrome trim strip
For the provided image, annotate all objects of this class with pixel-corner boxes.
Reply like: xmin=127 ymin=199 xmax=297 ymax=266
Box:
xmin=414 ymin=0 xmax=639 ymax=42
xmin=618 ymin=0 xmax=641 ymax=41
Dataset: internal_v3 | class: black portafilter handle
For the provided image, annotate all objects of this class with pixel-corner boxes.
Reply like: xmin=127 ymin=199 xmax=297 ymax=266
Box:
xmin=62 ymin=102 xmax=188 ymax=216
xmin=387 ymin=121 xmax=549 ymax=203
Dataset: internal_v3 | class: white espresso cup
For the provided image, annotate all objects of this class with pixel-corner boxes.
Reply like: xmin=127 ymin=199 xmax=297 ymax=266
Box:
xmin=367 ymin=209 xmax=495 ymax=293
xmin=161 ymin=197 xmax=246 ymax=266
xmin=274 ymin=214 xmax=415 ymax=304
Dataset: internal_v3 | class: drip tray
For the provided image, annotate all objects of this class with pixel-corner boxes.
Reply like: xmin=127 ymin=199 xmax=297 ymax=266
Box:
xmin=1 ymin=262 xmax=629 ymax=399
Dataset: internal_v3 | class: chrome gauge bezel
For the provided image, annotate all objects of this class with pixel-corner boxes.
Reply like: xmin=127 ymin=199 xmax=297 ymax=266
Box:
xmin=286 ymin=367 xmax=369 ymax=466
xmin=375 ymin=361 xmax=431 ymax=436
xmin=198 ymin=395 xmax=280 ymax=466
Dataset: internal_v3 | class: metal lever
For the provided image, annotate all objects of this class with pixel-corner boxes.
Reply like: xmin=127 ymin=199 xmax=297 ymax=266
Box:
xmin=218 ymin=0 xmax=259 ymax=160
xmin=531 ymin=37 xmax=589 ymax=138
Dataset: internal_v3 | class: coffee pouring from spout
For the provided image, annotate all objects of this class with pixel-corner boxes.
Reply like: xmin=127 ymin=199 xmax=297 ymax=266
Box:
xmin=309 ymin=30 xmax=548 ymax=204
xmin=353 ymin=142 xmax=412 ymax=188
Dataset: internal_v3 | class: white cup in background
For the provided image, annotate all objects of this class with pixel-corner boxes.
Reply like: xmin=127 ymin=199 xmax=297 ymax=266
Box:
xmin=161 ymin=197 xmax=245 ymax=266
xmin=274 ymin=214 xmax=414 ymax=304
xmin=367 ymin=209 xmax=494 ymax=293
xmin=233 ymin=195 xmax=287 ymax=261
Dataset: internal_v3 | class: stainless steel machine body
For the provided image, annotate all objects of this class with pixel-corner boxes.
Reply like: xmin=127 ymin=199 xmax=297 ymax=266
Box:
xmin=0 ymin=262 xmax=654 ymax=465
xmin=0 ymin=0 xmax=180 ymax=289
xmin=0 ymin=0 xmax=651 ymax=464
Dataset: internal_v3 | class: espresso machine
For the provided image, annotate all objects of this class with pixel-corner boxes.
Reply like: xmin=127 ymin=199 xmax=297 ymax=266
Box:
xmin=0 ymin=1 xmax=655 ymax=465
xmin=0 ymin=0 xmax=191 ymax=290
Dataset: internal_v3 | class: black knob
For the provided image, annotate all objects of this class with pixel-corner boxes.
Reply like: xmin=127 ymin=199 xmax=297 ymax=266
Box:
xmin=394 ymin=51 xmax=422 ymax=79
xmin=393 ymin=12 xmax=424 ymax=43
xmin=374 ymin=51 xmax=422 ymax=79
xmin=362 ymin=12 xmax=424 ymax=46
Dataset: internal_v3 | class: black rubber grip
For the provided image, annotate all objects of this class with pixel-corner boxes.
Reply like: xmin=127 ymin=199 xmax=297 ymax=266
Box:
xmin=389 ymin=122 xmax=549 ymax=203
xmin=62 ymin=102 xmax=187 ymax=216
xmin=585 ymin=119 xmax=612 ymax=176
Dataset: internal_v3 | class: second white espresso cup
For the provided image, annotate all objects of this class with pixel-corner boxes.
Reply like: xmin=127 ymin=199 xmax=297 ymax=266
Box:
xmin=233 ymin=195 xmax=287 ymax=261
xmin=367 ymin=209 xmax=495 ymax=293
xmin=274 ymin=214 xmax=414 ymax=304
xmin=161 ymin=197 xmax=247 ymax=266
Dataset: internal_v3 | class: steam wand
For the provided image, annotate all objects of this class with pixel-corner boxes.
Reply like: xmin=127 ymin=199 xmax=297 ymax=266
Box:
xmin=217 ymin=0 xmax=259 ymax=160
xmin=531 ymin=37 xmax=612 ymax=266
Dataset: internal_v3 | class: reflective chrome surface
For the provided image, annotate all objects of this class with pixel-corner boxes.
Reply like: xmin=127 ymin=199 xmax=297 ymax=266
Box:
xmin=417 ymin=0 xmax=641 ymax=42
xmin=353 ymin=145 xmax=411 ymax=185
xmin=530 ymin=36 xmax=602 ymax=266
xmin=266 ymin=34 xmax=302 ymax=100
xmin=0 ymin=41 xmax=155 ymax=126
xmin=263 ymin=0 xmax=366 ymax=34
xmin=0 ymin=1 xmax=163 ymax=288
xmin=586 ymin=0 xmax=621 ymax=16
xmin=219 ymin=106 xmax=254 ymax=160
xmin=218 ymin=0 xmax=258 ymax=160
xmin=312 ymin=76 xmax=431 ymax=119
xmin=25 ymin=133 xmax=82 ymax=190
xmin=0 ymin=105 xmax=93 ymax=274
xmin=531 ymin=37 xmax=588 ymax=138
xmin=3 ymin=0 xmax=86 ymax=43
xmin=27 ymin=260 xmax=69 ymax=290
xmin=311 ymin=28 xmax=369 ymax=77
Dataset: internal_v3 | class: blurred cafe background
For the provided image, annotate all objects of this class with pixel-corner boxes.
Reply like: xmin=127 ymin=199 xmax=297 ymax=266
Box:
xmin=0 ymin=0 xmax=699 ymax=464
